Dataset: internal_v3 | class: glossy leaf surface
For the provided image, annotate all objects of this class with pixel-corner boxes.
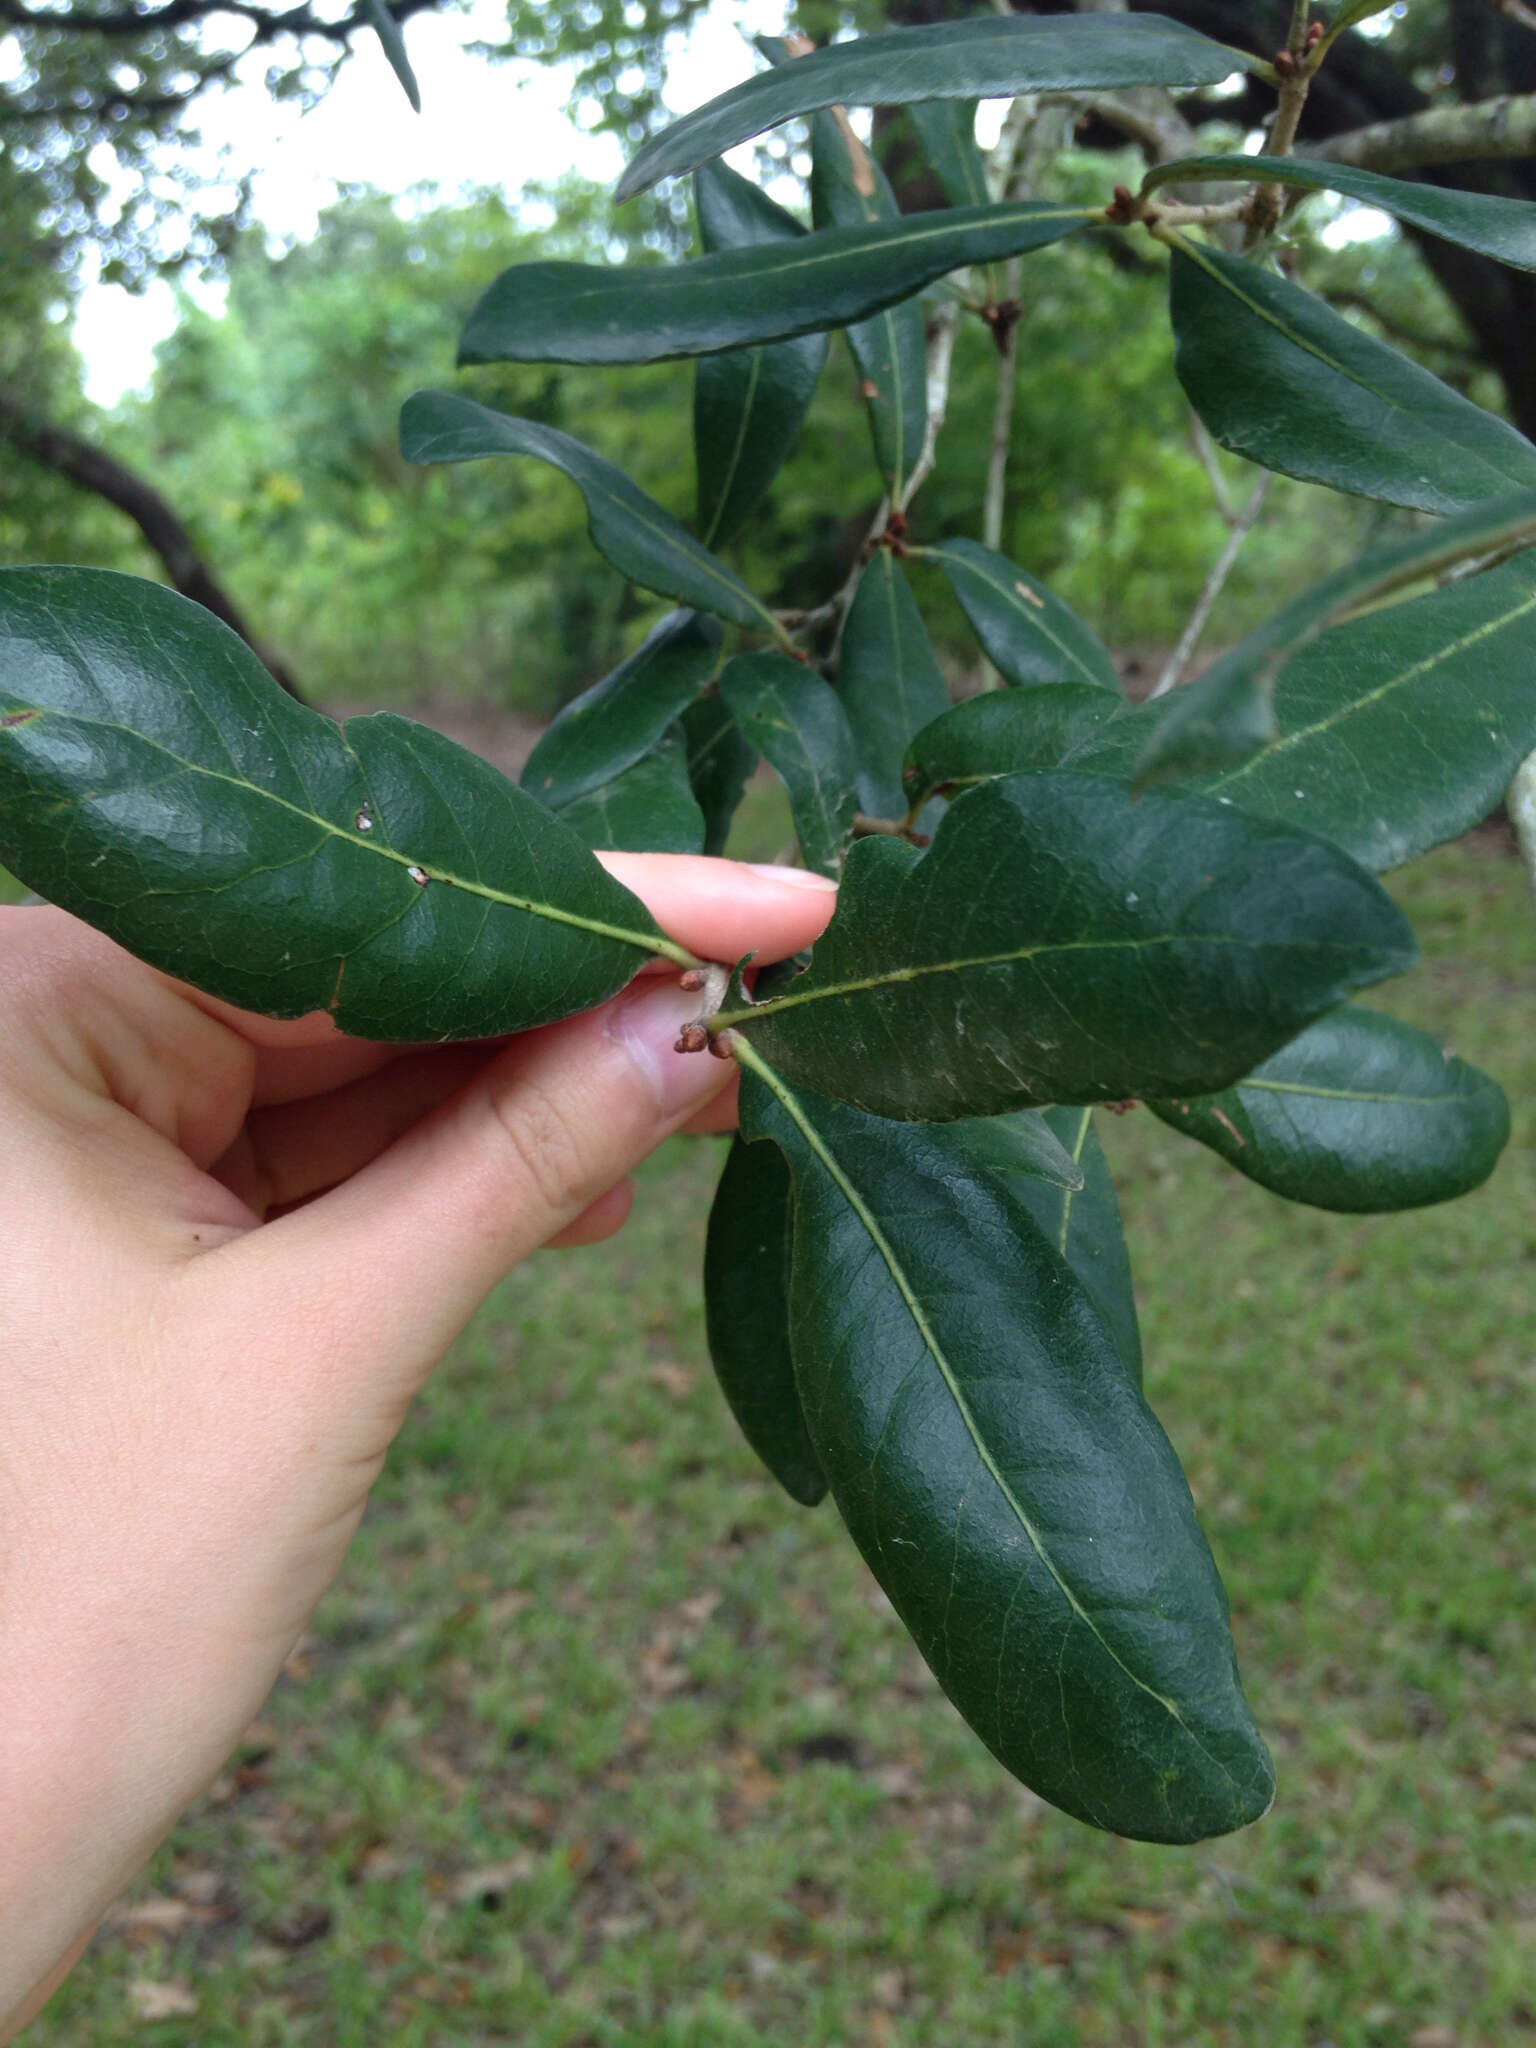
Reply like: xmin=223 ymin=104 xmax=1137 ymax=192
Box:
xmin=1015 ymin=1108 xmax=1142 ymax=1387
xmin=718 ymin=653 xmax=859 ymax=878
xmin=930 ymin=539 xmax=1123 ymax=691
xmin=616 ymin=15 xmax=1249 ymax=201
xmin=457 ymin=198 xmax=1088 ymax=367
xmin=810 ymin=110 xmax=928 ymax=494
xmin=0 ymin=568 xmax=682 ymax=1034
xmin=693 ymin=163 xmax=829 ymax=548
xmin=400 ymin=390 xmax=776 ymax=633
xmin=1169 ymin=241 xmax=1536 ymax=514
xmin=1148 ymin=155 xmax=1536 ymax=271
xmin=1149 ymin=1007 xmax=1510 ymax=1213
xmin=682 ymin=692 xmax=758 ymax=857
xmin=553 ymin=730 xmax=706 ymax=855
xmin=1074 ymin=547 xmax=1536 ymax=872
xmin=738 ymin=1056 xmax=1274 ymax=1843
xmin=721 ymin=771 xmax=1417 ymax=1121
xmin=902 ymin=685 xmax=1116 ymax=810
xmin=907 ymin=99 xmax=989 ymax=209
xmin=521 ymin=610 xmax=721 ymax=808
xmin=1130 ymin=493 xmax=1536 ymax=787
xmin=704 ymin=1135 xmax=826 ymax=1506
xmin=839 ymin=552 xmax=953 ymax=815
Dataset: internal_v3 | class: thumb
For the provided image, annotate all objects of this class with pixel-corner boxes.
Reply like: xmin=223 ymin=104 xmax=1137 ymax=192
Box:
xmin=222 ymin=975 xmax=733 ymax=1426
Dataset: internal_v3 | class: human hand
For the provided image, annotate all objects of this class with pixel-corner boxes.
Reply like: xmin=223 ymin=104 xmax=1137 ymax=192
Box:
xmin=0 ymin=854 xmax=835 ymax=2036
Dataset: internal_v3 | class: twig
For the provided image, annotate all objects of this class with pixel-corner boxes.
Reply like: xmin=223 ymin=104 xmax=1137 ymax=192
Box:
xmin=1189 ymin=413 xmax=1237 ymax=524
xmin=982 ymin=282 xmax=1020 ymax=555
xmin=898 ymin=300 xmax=959 ymax=513
xmin=1150 ymin=473 xmax=1272 ymax=698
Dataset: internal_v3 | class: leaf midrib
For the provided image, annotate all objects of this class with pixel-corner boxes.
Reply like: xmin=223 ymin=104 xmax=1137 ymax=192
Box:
xmin=717 ymin=926 xmax=1388 ymax=1031
xmin=739 ymin=1039 xmax=1242 ymax=1782
xmin=5 ymin=705 xmax=694 ymax=965
xmin=522 ymin=201 xmax=1090 ymax=322
xmin=1205 ymin=582 xmax=1536 ymax=794
xmin=939 ymin=546 xmax=1114 ymax=689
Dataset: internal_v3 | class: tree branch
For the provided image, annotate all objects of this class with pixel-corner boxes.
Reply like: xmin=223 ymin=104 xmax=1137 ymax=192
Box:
xmin=1309 ymin=92 xmax=1536 ymax=173
xmin=0 ymin=0 xmax=438 ymax=48
xmin=0 ymin=388 xmax=301 ymax=700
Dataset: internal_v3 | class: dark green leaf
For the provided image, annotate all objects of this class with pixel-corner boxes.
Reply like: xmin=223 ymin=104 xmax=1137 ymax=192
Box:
xmin=458 ymin=197 xmax=1087 ymax=369
xmin=1169 ymin=240 xmax=1536 ymax=514
xmin=838 ymin=552 xmax=953 ymax=815
xmin=1131 ymin=662 xmax=1280 ymax=788
xmin=737 ymin=1055 xmax=1274 ymax=1844
xmin=1014 ymin=1108 xmax=1143 ymax=1387
xmin=719 ymin=771 xmax=1417 ymax=1121
xmin=362 ymin=0 xmax=420 ymax=112
xmin=693 ymin=163 xmax=829 ymax=548
xmin=718 ymin=653 xmax=859 ymax=878
xmin=810 ymin=110 xmax=928 ymax=494
xmin=1134 ymin=491 xmax=1536 ymax=784
xmin=928 ymin=538 xmax=1123 ymax=692
xmin=1147 ymin=155 xmax=1536 ymax=272
xmin=522 ymin=611 xmax=722 ymax=809
xmin=908 ymin=99 xmax=989 ymax=210
xmin=682 ymin=692 xmax=758 ymax=857
xmin=1076 ymin=543 xmax=1536 ymax=871
xmin=1148 ymin=1007 xmax=1510 ymax=1212
xmin=1329 ymin=0 xmax=1398 ymax=29
xmin=0 ymin=569 xmax=686 ymax=1035
xmin=400 ymin=391 xmax=778 ymax=634
xmin=616 ymin=15 xmax=1252 ymax=202
xmin=902 ymin=685 xmax=1116 ymax=810
xmin=704 ymin=1136 xmax=826 ymax=1506
xmin=553 ymin=728 xmax=705 ymax=855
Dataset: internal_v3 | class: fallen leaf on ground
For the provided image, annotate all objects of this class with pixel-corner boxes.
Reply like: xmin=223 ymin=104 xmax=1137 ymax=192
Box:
xmin=127 ymin=1980 xmax=198 ymax=2021
xmin=450 ymin=1854 xmax=536 ymax=1904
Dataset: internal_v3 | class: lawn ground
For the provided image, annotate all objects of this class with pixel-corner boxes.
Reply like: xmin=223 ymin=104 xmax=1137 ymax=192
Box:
xmin=19 ymin=837 xmax=1536 ymax=2048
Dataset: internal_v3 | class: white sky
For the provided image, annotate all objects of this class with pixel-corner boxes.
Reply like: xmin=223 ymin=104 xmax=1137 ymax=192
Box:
xmin=73 ymin=0 xmax=785 ymax=403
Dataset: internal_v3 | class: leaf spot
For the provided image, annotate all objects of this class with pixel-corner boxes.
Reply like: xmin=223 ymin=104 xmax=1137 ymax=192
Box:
xmin=407 ymin=865 xmax=430 ymax=887
xmin=1 ymin=709 xmax=39 ymax=727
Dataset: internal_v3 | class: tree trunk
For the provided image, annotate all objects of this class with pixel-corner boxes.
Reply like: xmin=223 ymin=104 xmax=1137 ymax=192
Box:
xmin=0 ymin=386 xmax=303 ymax=699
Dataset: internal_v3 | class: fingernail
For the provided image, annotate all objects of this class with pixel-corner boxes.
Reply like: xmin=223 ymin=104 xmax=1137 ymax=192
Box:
xmin=606 ymin=981 xmax=733 ymax=1119
xmin=744 ymin=863 xmax=838 ymax=891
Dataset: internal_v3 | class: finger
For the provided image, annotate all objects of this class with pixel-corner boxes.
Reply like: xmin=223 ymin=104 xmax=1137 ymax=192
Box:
xmin=176 ymin=856 xmax=835 ymax=1108
xmin=679 ymin=1070 xmax=741 ymax=1134
xmin=211 ymin=1045 xmax=496 ymax=1215
xmin=597 ymin=853 xmax=835 ymax=967
xmin=545 ymin=1178 xmax=635 ymax=1249
xmin=214 ymin=976 xmax=736 ymax=1440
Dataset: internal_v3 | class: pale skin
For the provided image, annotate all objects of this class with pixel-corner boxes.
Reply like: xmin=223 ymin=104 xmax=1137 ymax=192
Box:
xmin=0 ymin=852 xmax=837 ymax=2039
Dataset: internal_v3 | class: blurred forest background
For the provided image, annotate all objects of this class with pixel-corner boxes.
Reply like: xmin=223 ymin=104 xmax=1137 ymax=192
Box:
xmin=4 ymin=0 xmax=1531 ymax=718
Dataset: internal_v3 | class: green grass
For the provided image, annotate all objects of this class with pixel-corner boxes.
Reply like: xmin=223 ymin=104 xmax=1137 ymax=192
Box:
xmin=30 ymin=841 xmax=1536 ymax=2047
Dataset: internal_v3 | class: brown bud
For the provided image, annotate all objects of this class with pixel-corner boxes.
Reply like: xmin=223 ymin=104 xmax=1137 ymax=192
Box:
xmin=678 ymin=968 xmax=707 ymax=991
xmin=707 ymin=1030 xmax=736 ymax=1061
xmin=1274 ymin=48 xmax=1296 ymax=75
xmin=1306 ymin=19 xmax=1325 ymax=47
xmin=674 ymin=1022 xmax=710 ymax=1054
